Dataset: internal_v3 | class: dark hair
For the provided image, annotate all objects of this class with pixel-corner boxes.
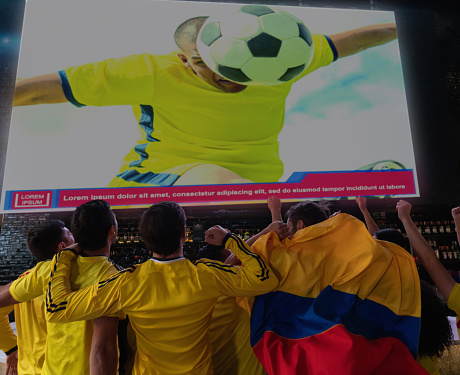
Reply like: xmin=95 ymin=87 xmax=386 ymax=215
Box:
xmin=27 ymin=219 xmax=67 ymax=261
xmin=374 ymin=228 xmax=409 ymax=251
xmin=174 ymin=16 xmax=209 ymax=50
xmin=418 ymin=281 xmax=453 ymax=358
xmin=139 ymin=201 xmax=186 ymax=256
xmin=71 ymin=200 xmax=115 ymax=252
xmin=285 ymin=200 xmax=332 ymax=229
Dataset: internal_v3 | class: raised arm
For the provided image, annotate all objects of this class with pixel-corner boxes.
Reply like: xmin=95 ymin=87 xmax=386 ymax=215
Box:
xmin=328 ymin=23 xmax=397 ymax=59
xmin=396 ymin=200 xmax=456 ymax=300
xmin=246 ymin=197 xmax=289 ymax=247
xmin=202 ymin=226 xmax=278 ymax=296
xmin=13 ymin=73 xmax=68 ymax=106
xmin=356 ymin=196 xmax=380 ymax=236
xmin=452 ymin=206 xmax=460 ymax=245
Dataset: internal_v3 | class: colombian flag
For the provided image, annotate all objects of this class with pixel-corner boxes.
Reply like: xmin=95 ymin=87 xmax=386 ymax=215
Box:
xmin=250 ymin=213 xmax=428 ymax=374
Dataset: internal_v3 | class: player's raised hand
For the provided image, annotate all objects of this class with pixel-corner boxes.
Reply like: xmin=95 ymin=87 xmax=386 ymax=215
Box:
xmin=356 ymin=196 xmax=367 ymax=212
xmin=205 ymin=225 xmax=229 ymax=246
xmin=267 ymin=196 xmax=281 ymax=212
xmin=396 ymin=200 xmax=412 ymax=221
xmin=267 ymin=196 xmax=283 ymax=222
xmin=451 ymin=206 xmax=460 ymax=220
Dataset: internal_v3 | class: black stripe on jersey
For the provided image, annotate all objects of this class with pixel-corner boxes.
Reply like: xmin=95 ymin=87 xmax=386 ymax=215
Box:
xmin=109 ymin=259 xmax=124 ymax=271
xmin=97 ymin=266 xmax=137 ymax=289
xmin=46 ymin=252 xmax=68 ymax=313
xmin=230 ymin=234 xmax=270 ymax=281
xmin=195 ymin=260 xmax=237 ymax=275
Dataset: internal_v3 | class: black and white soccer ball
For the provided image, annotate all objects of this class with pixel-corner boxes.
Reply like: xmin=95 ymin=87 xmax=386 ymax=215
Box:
xmin=197 ymin=4 xmax=314 ymax=86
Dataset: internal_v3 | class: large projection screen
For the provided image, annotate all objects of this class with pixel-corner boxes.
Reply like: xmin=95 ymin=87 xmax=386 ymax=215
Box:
xmin=1 ymin=0 xmax=418 ymax=212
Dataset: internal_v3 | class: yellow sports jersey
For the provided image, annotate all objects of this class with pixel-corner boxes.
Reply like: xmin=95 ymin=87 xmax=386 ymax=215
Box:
xmin=59 ymin=34 xmax=335 ymax=186
xmin=46 ymin=234 xmax=278 ymax=375
xmin=209 ymin=296 xmax=266 ymax=375
xmin=0 ymin=305 xmax=17 ymax=356
xmin=447 ymin=283 xmax=460 ymax=316
xmin=416 ymin=355 xmax=439 ymax=375
xmin=4 ymin=262 xmax=50 ymax=375
xmin=10 ymin=257 xmax=122 ymax=375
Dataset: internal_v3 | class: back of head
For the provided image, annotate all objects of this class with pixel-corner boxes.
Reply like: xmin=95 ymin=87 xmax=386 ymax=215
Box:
xmin=174 ymin=16 xmax=209 ymax=50
xmin=71 ymin=200 xmax=115 ymax=252
xmin=27 ymin=219 xmax=67 ymax=261
xmin=139 ymin=201 xmax=186 ymax=257
xmin=374 ymin=228 xmax=409 ymax=251
xmin=286 ymin=200 xmax=331 ymax=229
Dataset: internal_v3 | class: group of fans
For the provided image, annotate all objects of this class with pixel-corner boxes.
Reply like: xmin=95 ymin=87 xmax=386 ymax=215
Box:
xmin=0 ymin=196 xmax=458 ymax=375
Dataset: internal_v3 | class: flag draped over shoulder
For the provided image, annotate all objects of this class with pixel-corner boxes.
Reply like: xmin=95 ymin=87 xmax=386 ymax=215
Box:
xmin=250 ymin=213 xmax=428 ymax=375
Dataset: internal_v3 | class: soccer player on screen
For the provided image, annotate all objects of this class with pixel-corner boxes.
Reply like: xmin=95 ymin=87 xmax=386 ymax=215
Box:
xmin=43 ymin=201 xmax=278 ymax=375
xmin=13 ymin=8 xmax=397 ymax=187
xmin=0 ymin=201 xmax=123 ymax=375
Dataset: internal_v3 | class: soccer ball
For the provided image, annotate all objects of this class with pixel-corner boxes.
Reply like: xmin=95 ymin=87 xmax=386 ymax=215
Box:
xmin=197 ymin=4 xmax=314 ymax=86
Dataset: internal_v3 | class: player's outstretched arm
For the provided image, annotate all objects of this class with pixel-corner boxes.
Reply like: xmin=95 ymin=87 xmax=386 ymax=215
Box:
xmin=203 ymin=226 xmax=278 ymax=296
xmin=356 ymin=196 xmax=380 ymax=236
xmin=14 ymin=73 xmax=68 ymax=106
xmin=328 ymin=23 xmax=397 ymax=59
xmin=397 ymin=200 xmax=456 ymax=301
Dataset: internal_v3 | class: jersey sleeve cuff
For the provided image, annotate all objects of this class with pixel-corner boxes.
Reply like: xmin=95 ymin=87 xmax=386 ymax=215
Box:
xmin=222 ymin=232 xmax=233 ymax=248
xmin=58 ymin=70 xmax=86 ymax=107
xmin=324 ymin=35 xmax=338 ymax=62
xmin=5 ymin=345 xmax=18 ymax=356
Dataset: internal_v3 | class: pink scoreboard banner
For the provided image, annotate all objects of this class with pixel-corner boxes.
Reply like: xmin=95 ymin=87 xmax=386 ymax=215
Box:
xmin=4 ymin=170 xmax=416 ymax=211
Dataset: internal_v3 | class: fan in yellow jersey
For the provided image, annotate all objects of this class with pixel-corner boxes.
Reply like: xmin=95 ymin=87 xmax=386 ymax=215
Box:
xmin=0 ymin=201 xmax=124 ymax=375
xmin=13 ymin=15 xmax=397 ymax=186
xmin=0 ymin=220 xmax=74 ymax=375
xmin=45 ymin=201 xmax=278 ymax=375
xmin=196 ymin=244 xmax=267 ymax=375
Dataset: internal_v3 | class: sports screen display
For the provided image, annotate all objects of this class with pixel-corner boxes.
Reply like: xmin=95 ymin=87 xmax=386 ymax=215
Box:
xmin=1 ymin=0 xmax=418 ymax=212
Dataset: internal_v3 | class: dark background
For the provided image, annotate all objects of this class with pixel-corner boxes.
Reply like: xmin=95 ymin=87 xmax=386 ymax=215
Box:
xmin=0 ymin=0 xmax=459 ymax=215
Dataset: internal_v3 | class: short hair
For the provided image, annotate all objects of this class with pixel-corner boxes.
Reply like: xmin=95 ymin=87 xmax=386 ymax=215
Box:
xmin=285 ymin=200 xmax=332 ymax=228
xmin=374 ymin=228 xmax=409 ymax=251
xmin=71 ymin=200 xmax=115 ymax=252
xmin=174 ymin=16 xmax=209 ymax=50
xmin=139 ymin=201 xmax=186 ymax=256
xmin=27 ymin=219 xmax=67 ymax=261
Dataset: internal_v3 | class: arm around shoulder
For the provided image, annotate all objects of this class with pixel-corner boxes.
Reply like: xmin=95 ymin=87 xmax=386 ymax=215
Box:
xmin=202 ymin=227 xmax=278 ymax=296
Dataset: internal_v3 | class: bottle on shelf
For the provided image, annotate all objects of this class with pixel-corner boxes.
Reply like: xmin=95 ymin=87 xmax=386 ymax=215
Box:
xmin=438 ymin=220 xmax=445 ymax=234
xmin=431 ymin=221 xmax=438 ymax=234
